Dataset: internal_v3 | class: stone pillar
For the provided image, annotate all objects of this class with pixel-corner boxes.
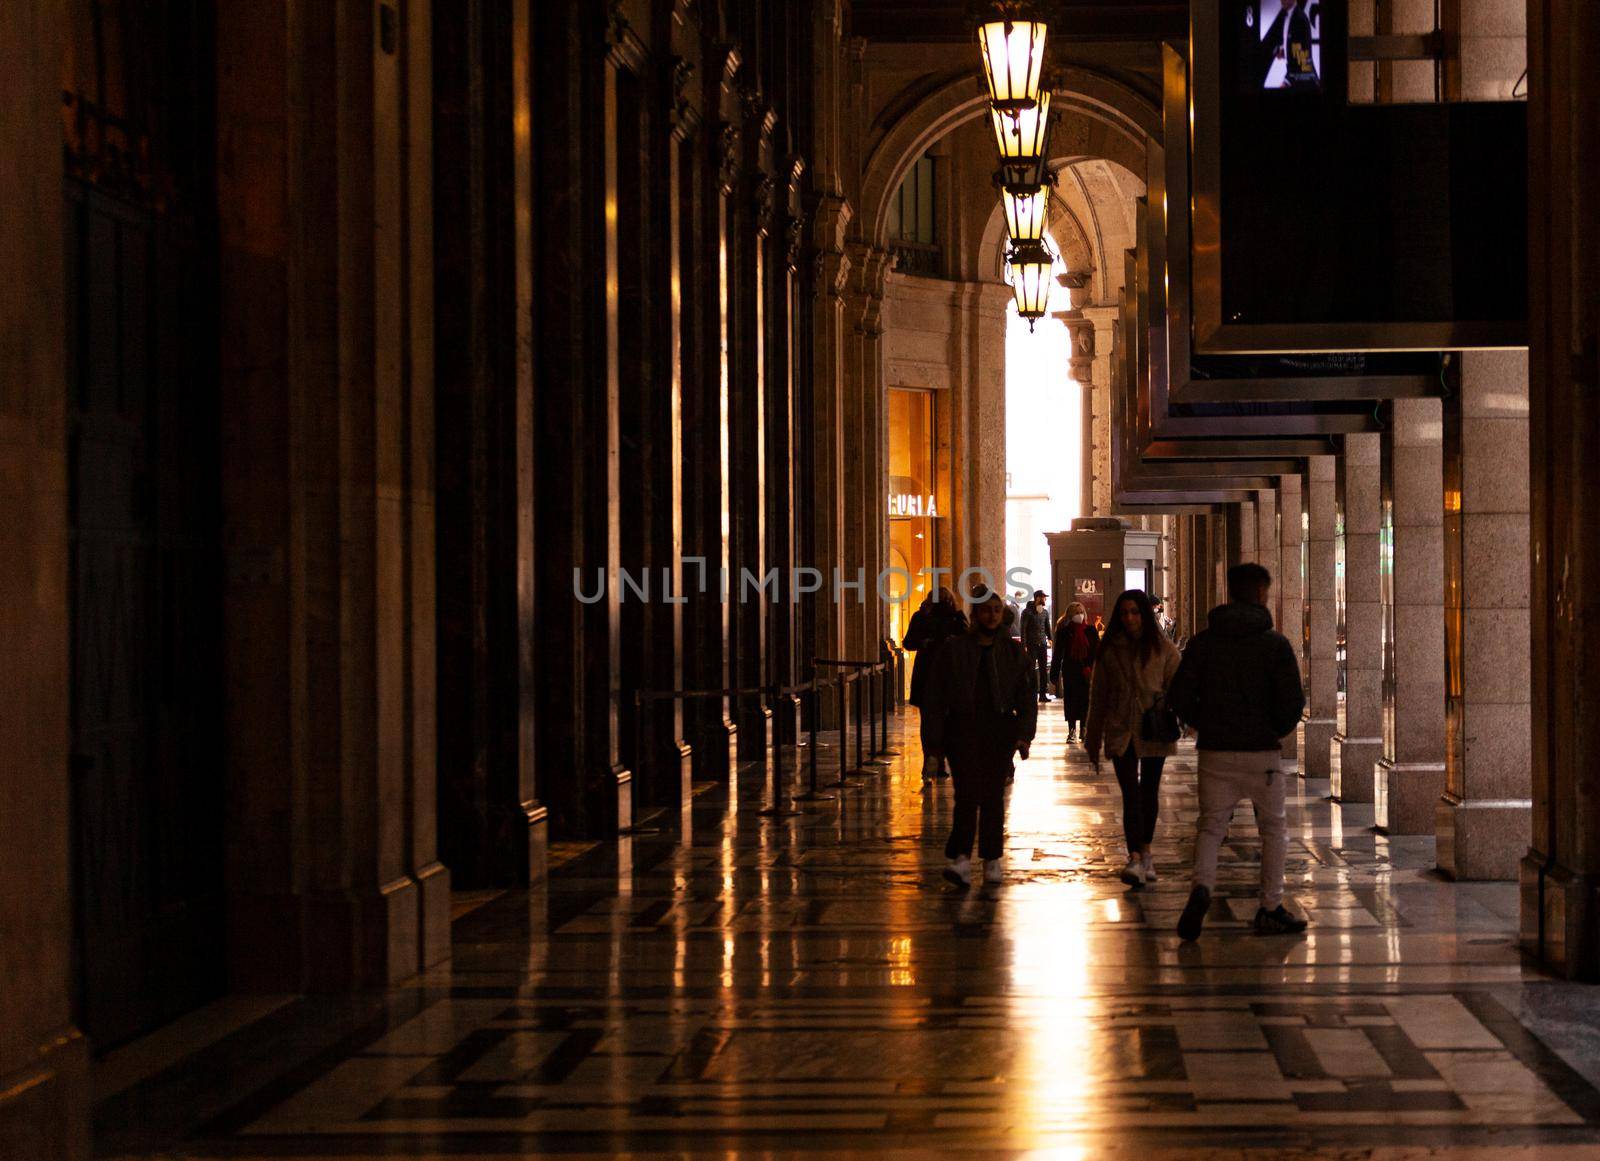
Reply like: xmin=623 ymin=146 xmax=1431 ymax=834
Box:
xmin=218 ymin=0 xmax=450 ymax=986
xmin=1302 ymin=457 xmax=1338 ymax=779
xmin=1375 ymin=397 xmax=1446 ymax=834
xmin=730 ymin=88 xmax=773 ymax=762
xmin=1523 ymin=0 xmax=1600 ymax=977
xmin=807 ymin=197 xmax=851 ymax=674
xmin=682 ymin=46 xmax=742 ymax=782
xmin=1082 ymin=305 xmax=1119 ymax=517
xmin=431 ymin=0 xmax=547 ymax=884
xmin=967 ymin=282 xmax=1011 ymax=589
xmin=1277 ymin=473 xmax=1305 ymax=768
xmin=1335 ymin=434 xmax=1384 ymax=802
xmin=0 ymin=0 xmax=90 ymax=1154
xmin=1439 ymin=351 xmax=1531 ymax=879
xmin=766 ymin=160 xmax=805 ymax=745
xmin=1237 ymin=498 xmax=1258 ymax=565
xmin=1256 ymin=489 xmax=1281 ymax=627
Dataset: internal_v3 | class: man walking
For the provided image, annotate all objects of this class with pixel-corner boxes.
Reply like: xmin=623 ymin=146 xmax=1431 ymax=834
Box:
xmin=1020 ymin=589 xmax=1052 ymax=702
xmin=1167 ymin=563 xmax=1308 ymax=939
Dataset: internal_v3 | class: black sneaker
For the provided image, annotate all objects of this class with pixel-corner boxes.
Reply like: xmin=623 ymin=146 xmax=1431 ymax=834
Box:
xmin=1254 ymin=905 xmax=1309 ymax=935
xmin=1177 ymin=885 xmax=1212 ymax=942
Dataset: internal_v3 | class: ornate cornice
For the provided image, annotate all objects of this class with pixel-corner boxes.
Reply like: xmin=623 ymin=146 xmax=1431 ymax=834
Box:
xmin=605 ymin=1 xmax=648 ymax=72
xmin=715 ymin=122 xmax=741 ymax=196
xmin=668 ymin=56 xmax=701 ymax=140
xmin=750 ymin=174 xmax=777 ymax=238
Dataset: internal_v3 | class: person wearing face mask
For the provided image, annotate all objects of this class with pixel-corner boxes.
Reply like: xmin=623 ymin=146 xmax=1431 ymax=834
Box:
xmin=921 ymin=586 xmax=1038 ymax=888
xmin=1049 ymin=601 xmax=1100 ymax=743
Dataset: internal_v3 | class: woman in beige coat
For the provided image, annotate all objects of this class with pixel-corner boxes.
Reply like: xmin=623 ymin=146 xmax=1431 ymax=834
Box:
xmin=1085 ymin=588 xmax=1182 ymax=887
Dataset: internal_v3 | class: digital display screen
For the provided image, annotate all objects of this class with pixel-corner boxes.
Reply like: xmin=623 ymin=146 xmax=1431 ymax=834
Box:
xmin=1239 ymin=1 xmax=1323 ymax=92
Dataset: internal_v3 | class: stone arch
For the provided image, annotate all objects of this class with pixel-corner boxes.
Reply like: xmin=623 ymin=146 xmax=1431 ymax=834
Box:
xmin=859 ymin=67 xmax=1159 ymax=253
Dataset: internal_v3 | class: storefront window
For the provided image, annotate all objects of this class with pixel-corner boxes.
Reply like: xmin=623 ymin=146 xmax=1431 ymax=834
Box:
xmin=888 ymin=388 xmax=941 ymax=652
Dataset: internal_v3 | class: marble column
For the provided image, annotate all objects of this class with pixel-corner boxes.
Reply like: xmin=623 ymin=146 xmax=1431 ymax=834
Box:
xmin=1524 ymin=0 xmax=1600 ymax=977
xmin=0 ymin=0 xmax=89 ymax=1153
xmin=1277 ymin=473 xmax=1305 ymax=768
xmin=432 ymin=0 xmax=547 ymax=884
xmin=1256 ymin=489 xmax=1281 ymax=628
xmin=1302 ymin=457 xmax=1338 ymax=780
xmin=1438 ymin=351 xmax=1531 ymax=879
xmin=730 ymin=88 xmax=773 ymax=763
xmin=218 ymin=0 xmax=450 ymax=985
xmin=807 ymin=196 xmax=851 ymax=676
xmin=1082 ymin=305 xmax=1119 ymax=517
xmin=1236 ymin=498 xmax=1258 ymax=566
xmin=1334 ymin=434 xmax=1383 ymax=803
xmin=1375 ymin=397 xmax=1446 ymax=834
xmin=765 ymin=161 xmax=805 ymax=745
xmin=682 ymin=46 xmax=741 ymax=782
xmin=966 ymin=282 xmax=1011 ymax=590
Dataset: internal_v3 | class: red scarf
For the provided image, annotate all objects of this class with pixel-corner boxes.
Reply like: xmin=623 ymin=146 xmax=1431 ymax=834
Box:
xmin=1066 ymin=621 xmax=1093 ymax=663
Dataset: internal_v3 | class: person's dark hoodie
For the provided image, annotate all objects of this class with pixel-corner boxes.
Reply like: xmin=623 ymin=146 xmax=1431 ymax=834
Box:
xmin=1167 ymin=601 xmax=1305 ymax=752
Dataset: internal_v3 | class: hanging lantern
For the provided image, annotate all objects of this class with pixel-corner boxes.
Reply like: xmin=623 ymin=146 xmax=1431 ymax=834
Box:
xmin=1002 ymin=184 xmax=1049 ymax=243
xmin=977 ymin=15 xmax=1048 ymax=111
xmin=990 ymin=90 xmax=1052 ymax=183
xmin=1008 ymin=239 xmax=1053 ymax=329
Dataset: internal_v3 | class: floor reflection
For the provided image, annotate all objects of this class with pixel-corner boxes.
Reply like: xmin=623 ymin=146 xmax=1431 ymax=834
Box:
xmin=94 ymin=711 xmax=1600 ymax=1158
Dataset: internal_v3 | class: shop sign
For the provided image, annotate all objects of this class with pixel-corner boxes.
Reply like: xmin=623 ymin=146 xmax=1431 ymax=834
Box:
xmin=888 ymin=492 xmax=939 ymax=517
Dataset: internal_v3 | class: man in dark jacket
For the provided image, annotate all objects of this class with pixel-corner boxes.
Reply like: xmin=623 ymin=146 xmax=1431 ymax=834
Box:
xmin=1019 ymin=590 xmax=1052 ymax=702
xmin=1167 ymin=562 xmax=1308 ymax=940
xmin=904 ymin=588 xmax=968 ymax=784
xmin=923 ymin=588 xmax=1037 ymax=888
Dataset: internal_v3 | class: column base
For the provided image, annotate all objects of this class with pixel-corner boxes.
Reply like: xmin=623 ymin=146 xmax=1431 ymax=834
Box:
xmin=1520 ymin=853 xmax=1600 ymax=981
xmin=0 ymin=1027 xmax=88 ymax=1161
xmin=526 ymin=802 xmax=550 ymax=885
xmin=232 ymin=876 xmax=429 ymax=992
xmin=1374 ymin=759 xmax=1446 ymax=835
xmin=737 ymin=702 xmax=773 ymax=762
xmin=772 ymin=694 xmax=801 ymax=744
xmin=1332 ymin=734 xmax=1382 ymax=802
xmin=1436 ymin=795 xmax=1529 ymax=880
xmin=612 ymin=765 xmax=634 ymax=833
xmin=1301 ymin=717 xmax=1336 ymax=779
xmin=1278 ymin=723 xmax=1299 ymax=772
xmin=413 ymin=860 xmax=453 ymax=972
xmin=657 ymin=740 xmax=692 ymax=842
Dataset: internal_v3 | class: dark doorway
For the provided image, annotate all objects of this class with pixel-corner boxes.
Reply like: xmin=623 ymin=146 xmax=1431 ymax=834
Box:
xmin=64 ymin=0 xmax=225 ymax=1048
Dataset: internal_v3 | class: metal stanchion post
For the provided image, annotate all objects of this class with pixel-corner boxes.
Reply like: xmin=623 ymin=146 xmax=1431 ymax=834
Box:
xmin=794 ymin=681 xmax=833 ymax=803
xmin=862 ymin=664 xmax=887 ymax=767
xmin=853 ymin=675 xmax=866 ymax=773
xmin=759 ymin=683 xmax=802 ymax=818
xmin=826 ymin=675 xmax=857 ymax=789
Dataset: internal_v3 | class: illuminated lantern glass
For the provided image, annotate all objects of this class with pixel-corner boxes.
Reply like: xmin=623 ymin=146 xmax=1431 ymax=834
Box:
xmin=1002 ymin=184 xmax=1049 ymax=243
xmin=1008 ymin=239 xmax=1053 ymax=329
xmin=977 ymin=18 xmax=1048 ymax=111
xmin=990 ymin=90 xmax=1051 ymax=183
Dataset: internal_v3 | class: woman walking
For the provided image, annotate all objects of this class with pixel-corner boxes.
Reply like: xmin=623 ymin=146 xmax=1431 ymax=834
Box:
xmin=923 ymin=588 xmax=1037 ymax=888
xmin=1085 ymin=589 xmax=1182 ymax=888
xmin=903 ymin=587 xmax=968 ymax=785
xmin=1050 ymin=601 xmax=1099 ymax=743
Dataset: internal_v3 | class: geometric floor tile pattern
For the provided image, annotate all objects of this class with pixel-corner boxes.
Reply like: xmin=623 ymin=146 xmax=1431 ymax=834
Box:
xmin=94 ymin=711 xmax=1600 ymax=1158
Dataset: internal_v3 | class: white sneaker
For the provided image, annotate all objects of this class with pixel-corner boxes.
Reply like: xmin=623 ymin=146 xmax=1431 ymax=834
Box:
xmin=943 ymin=855 xmax=972 ymax=888
xmin=1120 ymin=855 xmax=1145 ymax=888
xmin=1143 ymin=854 xmax=1158 ymax=883
xmin=983 ymin=858 xmax=1004 ymax=884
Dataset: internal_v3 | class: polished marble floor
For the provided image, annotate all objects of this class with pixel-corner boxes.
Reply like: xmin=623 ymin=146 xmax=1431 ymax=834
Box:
xmin=95 ymin=710 xmax=1600 ymax=1158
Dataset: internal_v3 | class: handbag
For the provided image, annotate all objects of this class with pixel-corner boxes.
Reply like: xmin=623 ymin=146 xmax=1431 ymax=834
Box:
xmin=1140 ymin=693 xmax=1182 ymax=744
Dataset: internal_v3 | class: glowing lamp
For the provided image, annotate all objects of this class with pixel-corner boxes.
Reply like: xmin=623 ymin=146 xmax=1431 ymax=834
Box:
xmin=990 ymin=90 xmax=1052 ymax=186
xmin=1008 ymin=239 xmax=1053 ymax=329
xmin=1002 ymin=184 xmax=1049 ymax=243
xmin=977 ymin=17 xmax=1048 ymax=111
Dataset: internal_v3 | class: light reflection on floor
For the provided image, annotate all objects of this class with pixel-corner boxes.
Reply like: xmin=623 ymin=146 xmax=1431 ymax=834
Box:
xmin=92 ymin=710 xmax=1600 ymax=1159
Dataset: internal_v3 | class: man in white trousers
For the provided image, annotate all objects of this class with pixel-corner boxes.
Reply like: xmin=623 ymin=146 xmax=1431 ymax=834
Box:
xmin=1167 ymin=562 xmax=1309 ymax=940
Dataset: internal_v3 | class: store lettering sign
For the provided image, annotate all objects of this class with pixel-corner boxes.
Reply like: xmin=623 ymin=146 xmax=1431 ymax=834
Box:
xmin=887 ymin=492 xmax=939 ymax=517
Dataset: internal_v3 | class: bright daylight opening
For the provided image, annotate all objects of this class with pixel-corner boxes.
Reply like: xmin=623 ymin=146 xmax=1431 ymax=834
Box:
xmin=1004 ymin=234 xmax=1082 ymax=606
